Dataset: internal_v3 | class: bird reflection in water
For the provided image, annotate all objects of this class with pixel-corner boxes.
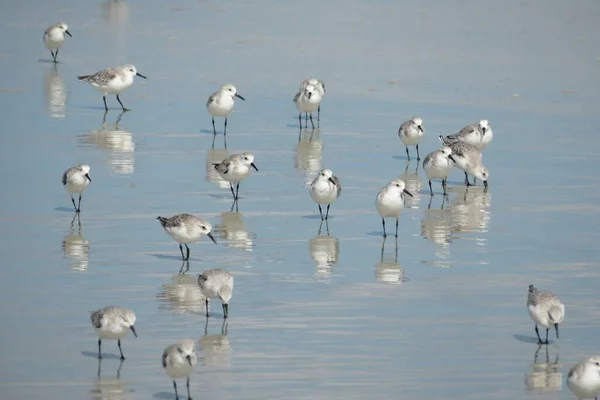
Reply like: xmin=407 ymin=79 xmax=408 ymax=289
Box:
xmin=43 ymin=64 xmax=66 ymax=119
xmin=91 ymin=359 xmax=130 ymax=400
xmin=156 ymin=267 xmax=207 ymax=315
xmin=200 ymin=319 xmax=231 ymax=368
xmin=205 ymin=147 xmax=230 ymax=189
xmin=62 ymin=213 xmax=90 ymax=271
xmin=78 ymin=111 xmax=135 ymax=174
xmin=213 ymin=209 xmax=254 ymax=252
xmin=294 ymin=128 xmax=323 ymax=188
xmin=400 ymin=161 xmax=422 ymax=211
xmin=309 ymin=219 xmax=339 ymax=278
xmin=421 ymin=186 xmax=492 ymax=265
xmin=375 ymin=236 xmax=405 ymax=284
xmin=101 ymin=0 xmax=129 ymax=25
xmin=524 ymin=345 xmax=562 ymax=392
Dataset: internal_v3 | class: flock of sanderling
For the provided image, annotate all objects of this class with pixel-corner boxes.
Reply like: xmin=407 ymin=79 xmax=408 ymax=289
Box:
xmin=47 ymin=20 xmax=599 ymax=399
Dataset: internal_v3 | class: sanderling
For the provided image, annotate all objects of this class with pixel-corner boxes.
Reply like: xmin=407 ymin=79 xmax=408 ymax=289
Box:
xmin=62 ymin=164 xmax=91 ymax=213
xmin=162 ymin=339 xmax=197 ymax=400
xmin=90 ymin=306 xmax=137 ymax=360
xmin=422 ymin=146 xmax=456 ymax=196
xmin=294 ymin=84 xmax=322 ymax=129
xmin=198 ymin=269 xmax=233 ymax=319
xmin=300 ymin=78 xmax=326 ymax=121
xmin=157 ymin=214 xmax=217 ymax=260
xmin=567 ymin=357 xmax=600 ymax=399
xmin=206 ymin=84 xmax=245 ymax=136
xmin=442 ymin=139 xmax=489 ymax=188
xmin=527 ymin=284 xmax=565 ymax=345
xmin=43 ymin=22 xmax=71 ymax=63
xmin=78 ymin=65 xmax=146 ymax=111
xmin=440 ymin=120 xmax=492 ymax=150
xmin=213 ymin=152 xmax=258 ymax=201
xmin=375 ymin=178 xmax=413 ymax=237
xmin=309 ymin=168 xmax=341 ymax=220
xmin=398 ymin=117 xmax=425 ymax=160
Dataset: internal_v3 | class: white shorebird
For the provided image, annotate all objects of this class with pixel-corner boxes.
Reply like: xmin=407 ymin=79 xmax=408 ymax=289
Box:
xmin=78 ymin=65 xmax=147 ymax=111
xmin=398 ymin=117 xmax=425 ymax=160
xmin=213 ymin=152 xmax=258 ymax=201
xmin=43 ymin=22 xmax=72 ymax=63
xmin=294 ymin=84 xmax=322 ymax=129
xmin=422 ymin=146 xmax=456 ymax=196
xmin=156 ymin=214 xmax=217 ymax=260
xmin=300 ymin=78 xmax=326 ymax=122
xmin=162 ymin=339 xmax=197 ymax=400
xmin=206 ymin=84 xmax=245 ymax=136
xmin=440 ymin=119 xmax=493 ymax=150
xmin=198 ymin=269 xmax=233 ymax=319
xmin=527 ymin=284 xmax=565 ymax=344
xmin=90 ymin=306 xmax=137 ymax=360
xmin=309 ymin=168 xmax=341 ymax=220
xmin=62 ymin=164 xmax=91 ymax=213
xmin=375 ymin=179 xmax=413 ymax=237
xmin=442 ymin=139 xmax=489 ymax=188
xmin=567 ymin=357 xmax=600 ymax=400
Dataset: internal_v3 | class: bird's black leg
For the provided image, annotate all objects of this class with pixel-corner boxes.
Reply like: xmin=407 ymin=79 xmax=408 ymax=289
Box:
xmin=185 ymin=244 xmax=190 ymax=261
xmin=309 ymin=113 xmax=315 ymax=129
xmin=382 ymin=218 xmax=386 ymax=237
xmin=173 ymin=381 xmax=179 ymax=400
xmin=534 ymin=325 xmax=543 ymax=344
xmin=77 ymin=194 xmax=82 ymax=213
xmin=54 ymin=49 xmax=59 ymax=62
xmin=235 ymin=183 xmax=240 ymax=200
xmin=325 ymin=204 xmax=331 ymax=220
xmin=395 ymin=218 xmax=399 ymax=238
xmin=186 ymin=376 xmax=191 ymax=400
xmin=224 ymin=117 xmax=228 ymax=136
xmin=442 ymin=179 xmax=448 ymax=196
xmin=317 ymin=104 xmax=321 ymax=122
xmin=103 ymin=95 xmax=108 ymax=111
xmin=305 ymin=112 xmax=308 ymax=124
xmin=464 ymin=172 xmax=473 ymax=186
xmin=71 ymin=196 xmax=78 ymax=212
xmin=212 ymin=117 xmax=217 ymax=135
xmin=116 ymin=94 xmax=129 ymax=112
xmin=97 ymin=338 xmax=102 ymax=359
xmin=179 ymin=244 xmax=185 ymax=260
xmin=416 ymin=144 xmax=420 ymax=160
xmin=118 ymin=339 xmax=125 ymax=360
xmin=205 ymin=298 xmax=209 ymax=317
xmin=428 ymin=180 xmax=433 ymax=196
xmin=223 ymin=303 xmax=228 ymax=319
xmin=229 ymin=183 xmax=236 ymax=200
xmin=298 ymin=113 xmax=302 ymax=129
xmin=405 ymin=146 xmax=410 ymax=161
xmin=318 ymin=204 xmax=324 ymax=220
xmin=545 ymin=328 xmax=549 ymax=344
xmin=555 ymin=323 xmax=560 ymax=339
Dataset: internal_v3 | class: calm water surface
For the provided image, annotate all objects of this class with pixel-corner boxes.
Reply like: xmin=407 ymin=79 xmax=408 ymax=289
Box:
xmin=0 ymin=1 xmax=599 ymax=399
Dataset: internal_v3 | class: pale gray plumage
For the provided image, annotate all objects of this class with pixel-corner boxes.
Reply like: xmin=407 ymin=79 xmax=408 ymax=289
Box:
xmin=198 ymin=268 xmax=233 ymax=319
xmin=527 ymin=285 xmax=565 ymax=344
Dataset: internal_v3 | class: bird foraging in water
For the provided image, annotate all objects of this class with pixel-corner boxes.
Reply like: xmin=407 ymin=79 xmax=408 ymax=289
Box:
xmin=375 ymin=178 xmax=413 ymax=237
xmin=90 ymin=306 xmax=137 ymax=360
xmin=422 ymin=146 xmax=455 ymax=196
xmin=43 ymin=22 xmax=72 ymax=63
xmin=527 ymin=284 xmax=565 ymax=345
xmin=198 ymin=268 xmax=233 ymax=319
xmin=213 ymin=152 xmax=258 ymax=201
xmin=156 ymin=214 xmax=217 ymax=261
xmin=78 ymin=64 xmax=147 ymax=111
xmin=62 ymin=164 xmax=91 ymax=213
xmin=162 ymin=339 xmax=197 ymax=400
xmin=398 ymin=116 xmax=425 ymax=161
xmin=309 ymin=168 xmax=341 ymax=220
xmin=206 ymin=84 xmax=245 ymax=136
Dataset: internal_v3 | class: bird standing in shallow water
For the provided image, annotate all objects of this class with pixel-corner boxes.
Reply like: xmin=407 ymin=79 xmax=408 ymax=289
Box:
xmin=162 ymin=339 xmax=197 ymax=400
xmin=309 ymin=168 xmax=341 ymax=220
xmin=527 ymin=284 xmax=565 ymax=345
xmin=198 ymin=269 xmax=233 ymax=319
xmin=90 ymin=306 xmax=137 ymax=360
xmin=422 ymin=146 xmax=456 ymax=196
xmin=62 ymin=164 xmax=91 ymax=213
xmin=206 ymin=84 xmax=245 ymax=137
xmin=78 ymin=64 xmax=147 ymax=111
xmin=156 ymin=214 xmax=217 ymax=261
xmin=43 ymin=22 xmax=72 ymax=63
xmin=294 ymin=84 xmax=322 ymax=129
xmin=375 ymin=178 xmax=413 ymax=237
xmin=213 ymin=152 xmax=258 ymax=202
xmin=398 ymin=116 xmax=425 ymax=161
xmin=299 ymin=78 xmax=326 ymax=123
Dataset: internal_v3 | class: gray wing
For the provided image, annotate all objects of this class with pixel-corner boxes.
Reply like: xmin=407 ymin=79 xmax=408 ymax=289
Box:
xmin=61 ymin=170 xmax=68 ymax=185
xmin=214 ymin=159 xmax=231 ymax=174
xmin=453 ymin=124 xmax=476 ymax=138
xmin=451 ymin=142 xmax=480 ymax=162
xmin=293 ymin=91 xmax=301 ymax=102
xmin=162 ymin=346 xmax=172 ymax=368
xmin=439 ymin=135 xmax=456 ymax=145
xmin=206 ymin=92 xmax=217 ymax=108
xmin=82 ymin=68 xmax=118 ymax=85
xmin=332 ymin=176 xmax=342 ymax=198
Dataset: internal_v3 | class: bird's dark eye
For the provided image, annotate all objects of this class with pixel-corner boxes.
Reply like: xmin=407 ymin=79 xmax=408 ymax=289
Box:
xmin=596 ymin=362 xmax=600 ymax=366
xmin=202 ymin=226 xmax=206 ymax=230
xmin=395 ymin=184 xmax=400 ymax=187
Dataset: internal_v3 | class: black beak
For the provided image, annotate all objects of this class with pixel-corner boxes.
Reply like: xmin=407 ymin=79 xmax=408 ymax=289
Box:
xmin=250 ymin=162 xmax=258 ymax=172
xmin=554 ymin=323 xmax=559 ymax=339
xmin=418 ymin=125 xmax=423 ymax=132
xmin=136 ymin=72 xmax=147 ymax=79
xmin=235 ymin=93 xmax=245 ymax=100
xmin=65 ymin=30 xmax=72 ymax=37
xmin=130 ymin=325 xmax=138 ymax=337
xmin=403 ymin=188 xmax=413 ymax=197
xmin=448 ymin=155 xmax=456 ymax=163
xmin=483 ymin=180 xmax=488 ymax=188
xmin=328 ymin=177 xmax=335 ymax=184
xmin=85 ymin=173 xmax=92 ymax=182
xmin=307 ymin=92 xmax=312 ymax=100
xmin=207 ymin=232 xmax=217 ymax=244
xmin=482 ymin=127 xmax=486 ymax=136
xmin=186 ymin=354 xmax=192 ymax=366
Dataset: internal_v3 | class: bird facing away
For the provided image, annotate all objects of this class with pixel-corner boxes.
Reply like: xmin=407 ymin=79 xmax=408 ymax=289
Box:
xmin=156 ymin=214 xmax=217 ymax=261
xmin=213 ymin=152 xmax=258 ymax=201
xmin=442 ymin=139 xmax=489 ymax=188
xmin=294 ymin=84 xmax=322 ymax=129
xmin=62 ymin=164 xmax=91 ymax=213
xmin=206 ymin=84 xmax=245 ymax=136
xmin=567 ymin=357 xmax=600 ymax=400
xmin=77 ymin=64 xmax=147 ymax=111
xmin=300 ymin=78 xmax=326 ymax=122
xmin=375 ymin=179 xmax=413 ymax=237
xmin=440 ymin=119 xmax=492 ymax=150
xmin=43 ymin=22 xmax=71 ymax=63
xmin=398 ymin=116 xmax=425 ymax=160
xmin=309 ymin=168 xmax=342 ymax=220
xmin=527 ymin=284 xmax=565 ymax=344
xmin=162 ymin=339 xmax=197 ymax=400
xmin=422 ymin=146 xmax=456 ymax=196
xmin=198 ymin=269 xmax=233 ymax=319
xmin=90 ymin=306 xmax=137 ymax=360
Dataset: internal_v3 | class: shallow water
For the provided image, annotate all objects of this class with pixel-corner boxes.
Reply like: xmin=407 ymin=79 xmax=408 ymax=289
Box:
xmin=1 ymin=0 xmax=600 ymax=399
